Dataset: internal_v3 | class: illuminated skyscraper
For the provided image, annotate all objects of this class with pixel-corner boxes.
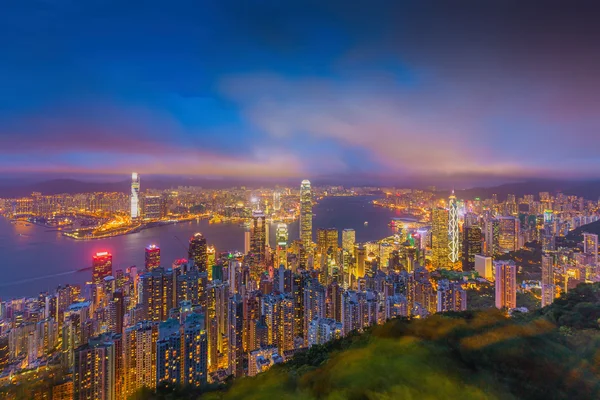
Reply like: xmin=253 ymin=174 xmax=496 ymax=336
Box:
xmin=188 ymin=233 xmax=208 ymax=272
xmin=497 ymin=217 xmax=519 ymax=253
xmin=431 ymin=208 xmax=449 ymax=269
xmin=462 ymin=226 xmax=482 ymax=271
xmin=276 ymin=223 xmax=288 ymax=268
xmin=316 ymin=228 xmax=338 ymax=259
xmin=342 ymin=229 xmax=355 ymax=253
xmin=123 ymin=321 xmax=158 ymax=397
xmin=130 ymin=172 xmax=140 ymax=220
xmin=250 ymin=210 xmax=267 ymax=263
xmin=157 ymin=315 xmax=207 ymax=387
xmin=300 ymin=180 xmax=313 ymax=249
xmin=583 ymin=232 xmax=599 ymax=266
xmin=273 ymin=190 xmax=281 ymax=211
xmin=541 ymin=254 xmax=555 ymax=307
xmin=436 ymin=280 xmax=467 ymax=312
xmin=92 ymin=252 xmax=113 ymax=284
xmin=144 ymin=244 xmax=160 ymax=271
xmin=73 ymin=335 xmax=118 ymax=400
xmin=494 ymin=261 xmax=517 ymax=309
xmin=143 ymin=195 xmax=161 ymax=219
xmin=228 ymin=294 xmax=244 ymax=377
xmin=448 ymin=192 xmax=460 ymax=266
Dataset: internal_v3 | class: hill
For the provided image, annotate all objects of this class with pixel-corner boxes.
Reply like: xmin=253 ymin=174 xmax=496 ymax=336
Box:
xmin=566 ymin=219 xmax=600 ymax=243
xmin=138 ymin=283 xmax=600 ymax=400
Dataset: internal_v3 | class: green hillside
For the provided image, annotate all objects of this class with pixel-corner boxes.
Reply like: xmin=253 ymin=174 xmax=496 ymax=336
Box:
xmin=138 ymin=283 xmax=600 ymax=400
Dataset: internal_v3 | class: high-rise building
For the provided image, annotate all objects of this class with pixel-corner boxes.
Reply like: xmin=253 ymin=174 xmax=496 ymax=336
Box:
xmin=156 ymin=314 xmax=208 ymax=388
xmin=462 ymin=226 xmax=482 ymax=271
xmin=583 ymin=232 xmax=599 ymax=266
xmin=495 ymin=261 xmax=517 ymax=309
xmin=474 ymin=255 xmax=493 ymax=280
xmin=130 ymin=172 xmax=140 ymax=220
xmin=436 ymin=280 xmax=467 ymax=312
xmin=484 ymin=219 xmax=500 ymax=256
xmin=276 ymin=223 xmax=288 ymax=268
xmin=92 ymin=252 xmax=113 ymax=284
xmin=143 ymin=195 xmax=162 ymax=220
xmin=541 ymin=254 xmax=555 ymax=307
xmin=123 ymin=321 xmax=158 ymax=397
xmin=431 ymin=208 xmax=449 ymax=269
xmin=73 ymin=335 xmax=119 ymax=400
xmin=497 ymin=217 xmax=519 ymax=253
xmin=138 ymin=268 xmax=174 ymax=322
xmin=273 ymin=190 xmax=281 ymax=211
xmin=250 ymin=210 xmax=267 ymax=263
xmin=145 ymin=244 xmax=160 ymax=271
xmin=448 ymin=192 xmax=460 ymax=265
xmin=228 ymin=294 xmax=244 ymax=377
xmin=342 ymin=229 xmax=356 ymax=253
xmin=244 ymin=230 xmax=251 ymax=255
xmin=188 ymin=233 xmax=208 ymax=272
xmin=300 ymin=180 xmax=313 ymax=249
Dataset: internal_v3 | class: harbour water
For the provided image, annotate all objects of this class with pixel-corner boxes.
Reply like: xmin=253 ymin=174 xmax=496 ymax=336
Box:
xmin=0 ymin=196 xmax=403 ymax=299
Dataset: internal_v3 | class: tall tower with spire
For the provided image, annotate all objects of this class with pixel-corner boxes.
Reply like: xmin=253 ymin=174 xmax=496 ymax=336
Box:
xmin=299 ymin=180 xmax=313 ymax=249
xmin=448 ymin=190 xmax=460 ymax=267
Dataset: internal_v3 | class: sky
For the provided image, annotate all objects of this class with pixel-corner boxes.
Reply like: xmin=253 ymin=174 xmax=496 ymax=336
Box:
xmin=1 ymin=0 xmax=600 ymax=187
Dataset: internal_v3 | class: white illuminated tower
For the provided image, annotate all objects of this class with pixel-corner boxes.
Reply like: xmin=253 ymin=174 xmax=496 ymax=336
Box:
xmin=273 ymin=190 xmax=281 ymax=211
xmin=300 ymin=180 xmax=313 ymax=248
xmin=131 ymin=172 xmax=140 ymax=220
xmin=448 ymin=190 xmax=460 ymax=264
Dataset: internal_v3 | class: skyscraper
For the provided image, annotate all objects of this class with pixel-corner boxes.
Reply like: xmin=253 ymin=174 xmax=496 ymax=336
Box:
xmin=495 ymin=261 xmax=517 ymax=309
xmin=123 ymin=321 xmax=158 ymax=397
xmin=156 ymin=315 xmax=207 ymax=388
xmin=273 ymin=190 xmax=281 ymax=211
xmin=276 ymin=223 xmax=288 ymax=268
xmin=228 ymin=294 xmax=244 ymax=377
xmin=143 ymin=195 xmax=161 ymax=219
xmin=73 ymin=335 xmax=118 ymax=400
xmin=462 ymin=226 xmax=482 ymax=271
xmin=541 ymin=254 xmax=555 ymax=307
xmin=144 ymin=244 xmax=160 ymax=271
xmin=300 ymin=180 xmax=313 ymax=249
xmin=188 ymin=233 xmax=208 ymax=272
xmin=250 ymin=210 xmax=267 ymax=263
xmin=431 ymin=208 xmax=449 ymax=269
xmin=130 ymin=172 xmax=140 ymax=220
xmin=342 ymin=229 xmax=356 ymax=253
xmin=92 ymin=252 xmax=113 ymax=284
xmin=583 ymin=232 xmax=599 ymax=266
xmin=497 ymin=217 xmax=519 ymax=253
xmin=448 ymin=191 xmax=460 ymax=266
xmin=436 ymin=280 xmax=467 ymax=312
xmin=316 ymin=228 xmax=338 ymax=259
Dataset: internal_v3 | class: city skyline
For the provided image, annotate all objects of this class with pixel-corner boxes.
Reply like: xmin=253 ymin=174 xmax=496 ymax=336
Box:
xmin=2 ymin=1 xmax=600 ymax=185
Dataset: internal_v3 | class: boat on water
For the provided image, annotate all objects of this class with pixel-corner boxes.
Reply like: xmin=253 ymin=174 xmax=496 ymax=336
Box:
xmin=364 ymin=221 xmax=369 ymax=226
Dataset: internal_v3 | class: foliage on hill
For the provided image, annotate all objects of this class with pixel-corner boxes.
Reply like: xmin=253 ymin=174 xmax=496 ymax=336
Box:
xmin=566 ymin=219 xmax=600 ymax=243
xmin=140 ymin=283 xmax=600 ymax=400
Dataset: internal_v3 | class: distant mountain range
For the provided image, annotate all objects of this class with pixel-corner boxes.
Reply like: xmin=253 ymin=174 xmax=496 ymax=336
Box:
xmin=448 ymin=179 xmax=600 ymax=202
xmin=1 ymin=177 xmax=600 ymax=200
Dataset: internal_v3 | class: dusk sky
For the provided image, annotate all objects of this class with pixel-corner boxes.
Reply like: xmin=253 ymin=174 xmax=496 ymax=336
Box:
xmin=2 ymin=1 xmax=600 ymax=186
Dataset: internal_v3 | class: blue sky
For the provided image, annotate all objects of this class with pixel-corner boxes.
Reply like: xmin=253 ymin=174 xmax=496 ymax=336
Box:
xmin=1 ymin=0 xmax=600 ymax=186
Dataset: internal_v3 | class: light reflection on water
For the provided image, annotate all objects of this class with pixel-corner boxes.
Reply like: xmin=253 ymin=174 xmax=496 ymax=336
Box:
xmin=0 ymin=196 xmax=402 ymax=299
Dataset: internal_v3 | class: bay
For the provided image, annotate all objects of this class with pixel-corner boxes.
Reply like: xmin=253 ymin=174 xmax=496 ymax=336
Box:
xmin=0 ymin=196 xmax=402 ymax=299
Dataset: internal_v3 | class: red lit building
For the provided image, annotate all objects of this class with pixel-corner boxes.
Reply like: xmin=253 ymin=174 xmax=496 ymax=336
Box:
xmin=145 ymin=244 xmax=161 ymax=271
xmin=92 ymin=251 xmax=113 ymax=284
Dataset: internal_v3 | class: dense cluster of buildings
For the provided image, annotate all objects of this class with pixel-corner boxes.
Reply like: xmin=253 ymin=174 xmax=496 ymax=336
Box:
xmin=1 ymin=179 xmax=600 ymax=399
